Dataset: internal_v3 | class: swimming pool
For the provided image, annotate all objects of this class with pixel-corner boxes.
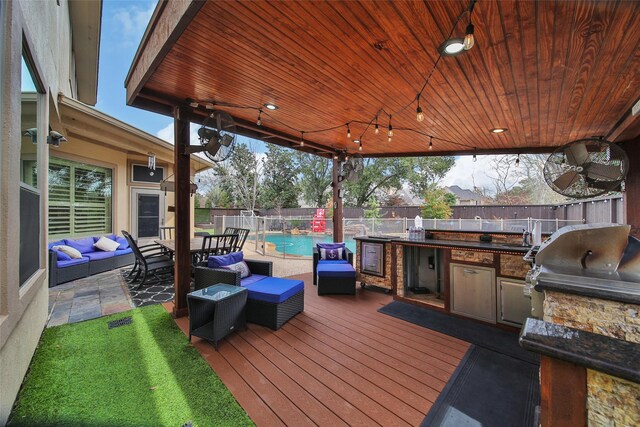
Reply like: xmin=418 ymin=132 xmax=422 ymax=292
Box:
xmin=265 ymin=234 xmax=356 ymax=257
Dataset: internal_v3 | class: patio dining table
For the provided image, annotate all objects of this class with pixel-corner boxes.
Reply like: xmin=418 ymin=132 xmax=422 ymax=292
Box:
xmin=154 ymin=238 xmax=205 ymax=254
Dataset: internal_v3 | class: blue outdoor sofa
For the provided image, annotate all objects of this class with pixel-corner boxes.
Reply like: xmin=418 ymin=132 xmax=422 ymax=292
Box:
xmin=48 ymin=235 xmax=134 ymax=287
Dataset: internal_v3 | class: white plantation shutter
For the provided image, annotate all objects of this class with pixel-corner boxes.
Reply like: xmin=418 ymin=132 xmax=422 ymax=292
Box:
xmin=48 ymin=159 xmax=112 ymax=239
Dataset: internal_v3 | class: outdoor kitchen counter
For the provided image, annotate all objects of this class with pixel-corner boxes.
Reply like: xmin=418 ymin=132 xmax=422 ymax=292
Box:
xmin=389 ymin=237 xmax=531 ymax=254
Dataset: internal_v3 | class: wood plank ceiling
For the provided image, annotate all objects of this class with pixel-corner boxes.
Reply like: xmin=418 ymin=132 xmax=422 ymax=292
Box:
xmin=128 ymin=0 xmax=640 ymax=158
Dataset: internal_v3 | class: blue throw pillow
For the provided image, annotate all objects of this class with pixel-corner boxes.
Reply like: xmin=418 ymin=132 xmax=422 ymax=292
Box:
xmin=317 ymin=242 xmax=346 ymax=250
xmin=65 ymin=237 xmax=97 ymax=253
xmin=317 ymin=242 xmax=346 ymax=260
xmin=114 ymin=236 xmax=129 ymax=250
xmin=208 ymin=251 xmax=244 ymax=268
xmin=48 ymin=239 xmax=66 ymax=250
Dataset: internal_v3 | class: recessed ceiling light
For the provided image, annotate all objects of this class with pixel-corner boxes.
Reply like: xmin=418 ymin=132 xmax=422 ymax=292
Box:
xmin=490 ymin=128 xmax=508 ymax=134
xmin=264 ymin=103 xmax=278 ymax=110
xmin=353 ymin=139 xmax=361 ymax=144
xmin=438 ymin=38 xmax=466 ymax=56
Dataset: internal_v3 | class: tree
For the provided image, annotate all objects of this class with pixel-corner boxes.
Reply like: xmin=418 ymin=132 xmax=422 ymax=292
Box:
xmin=297 ymin=153 xmax=332 ymax=207
xmin=363 ymin=198 xmax=381 ymax=218
xmin=343 ymin=158 xmax=410 ymax=207
xmin=421 ymin=185 xmax=453 ymax=219
xmin=259 ymin=145 xmax=300 ymax=211
xmin=407 ymin=156 xmax=456 ymax=198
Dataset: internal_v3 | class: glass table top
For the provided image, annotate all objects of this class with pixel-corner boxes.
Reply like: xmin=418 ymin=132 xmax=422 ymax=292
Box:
xmin=189 ymin=284 xmax=246 ymax=301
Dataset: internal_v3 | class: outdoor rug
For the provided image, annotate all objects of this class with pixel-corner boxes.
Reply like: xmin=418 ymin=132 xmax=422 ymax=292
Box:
xmin=120 ymin=269 xmax=176 ymax=307
xmin=379 ymin=301 xmax=540 ymax=427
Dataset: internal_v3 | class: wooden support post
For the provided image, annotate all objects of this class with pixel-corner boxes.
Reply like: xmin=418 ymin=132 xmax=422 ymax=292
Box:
xmin=540 ymin=355 xmax=587 ymax=427
xmin=332 ymin=158 xmax=343 ymax=242
xmin=172 ymin=106 xmax=191 ymax=318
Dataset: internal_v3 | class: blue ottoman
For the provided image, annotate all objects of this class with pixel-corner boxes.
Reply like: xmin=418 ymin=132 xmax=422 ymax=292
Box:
xmin=316 ymin=263 xmax=356 ymax=295
xmin=243 ymin=277 xmax=304 ymax=330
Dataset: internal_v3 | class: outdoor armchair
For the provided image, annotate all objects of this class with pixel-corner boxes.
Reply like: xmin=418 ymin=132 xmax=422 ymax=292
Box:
xmin=313 ymin=245 xmax=353 ymax=285
xmin=223 ymin=227 xmax=250 ymax=252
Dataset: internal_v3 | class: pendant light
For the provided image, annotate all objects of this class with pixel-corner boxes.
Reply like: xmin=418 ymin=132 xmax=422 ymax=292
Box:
xmin=416 ymin=95 xmax=425 ymax=122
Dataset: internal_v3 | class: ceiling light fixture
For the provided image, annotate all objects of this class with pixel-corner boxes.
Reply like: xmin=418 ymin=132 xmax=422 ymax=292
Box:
xmin=264 ymin=103 xmax=278 ymax=110
xmin=353 ymin=139 xmax=361 ymax=144
xmin=374 ymin=116 xmax=380 ymax=135
xmin=473 ymin=148 xmax=477 ymax=162
xmin=516 ymin=154 xmax=520 ymax=166
xmin=346 ymin=123 xmax=351 ymax=139
xmin=438 ymin=38 xmax=466 ymax=56
xmin=359 ymin=143 xmax=363 ymax=152
xmin=256 ymin=109 xmax=262 ymax=126
xmin=490 ymin=128 xmax=507 ymax=133
xmin=428 ymin=136 xmax=433 ymax=150
xmin=205 ymin=103 xmax=215 ymax=110
xmin=300 ymin=132 xmax=305 ymax=147
xmin=416 ymin=94 xmax=425 ymax=122
xmin=388 ymin=116 xmax=393 ymax=137
xmin=187 ymin=99 xmax=198 ymax=108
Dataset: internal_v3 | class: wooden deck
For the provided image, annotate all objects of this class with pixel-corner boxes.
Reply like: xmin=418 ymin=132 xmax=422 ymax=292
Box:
xmin=169 ymin=273 xmax=470 ymax=426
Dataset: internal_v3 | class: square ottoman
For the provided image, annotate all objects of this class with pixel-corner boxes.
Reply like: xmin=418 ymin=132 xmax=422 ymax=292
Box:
xmin=244 ymin=277 xmax=305 ymax=330
xmin=316 ymin=263 xmax=356 ymax=295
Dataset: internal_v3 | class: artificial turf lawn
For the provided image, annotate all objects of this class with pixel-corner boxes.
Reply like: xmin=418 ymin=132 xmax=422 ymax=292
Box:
xmin=9 ymin=305 xmax=254 ymax=427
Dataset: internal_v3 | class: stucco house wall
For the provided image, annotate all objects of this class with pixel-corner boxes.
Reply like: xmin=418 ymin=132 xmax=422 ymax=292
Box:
xmin=0 ymin=1 xmax=90 ymax=423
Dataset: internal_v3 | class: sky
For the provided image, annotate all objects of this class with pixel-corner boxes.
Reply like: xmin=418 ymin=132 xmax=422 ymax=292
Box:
xmin=95 ymin=0 xmax=496 ymax=191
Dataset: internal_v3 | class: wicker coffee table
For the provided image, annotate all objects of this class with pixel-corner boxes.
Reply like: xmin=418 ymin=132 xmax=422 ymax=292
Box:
xmin=187 ymin=284 xmax=247 ymax=349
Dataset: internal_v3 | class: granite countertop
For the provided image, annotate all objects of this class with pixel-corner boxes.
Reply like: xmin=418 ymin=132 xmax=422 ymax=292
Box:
xmin=354 ymin=235 xmax=531 ymax=254
xmin=519 ymin=318 xmax=640 ymax=383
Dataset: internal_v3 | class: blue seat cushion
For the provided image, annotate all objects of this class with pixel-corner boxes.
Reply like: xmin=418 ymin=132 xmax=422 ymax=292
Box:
xmin=240 ymin=274 xmax=268 ymax=287
xmin=243 ymin=277 xmax=304 ymax=304
xmin=115 ymin=247 xmax=133 ymax=256
xmin=57 ymin=257 xmax=89 ymax=268
xmin=84 ymin=251 xmax=115 ymax=261
xmin=48 ymin=239 xmax=66 ymax=250
xmin=65 ymin=237 xmax=97 ymax=254
xmin=318 ymin=259 xmax=349 ymax=265
xmin=317 ymin=263 xmax=356 ymax=278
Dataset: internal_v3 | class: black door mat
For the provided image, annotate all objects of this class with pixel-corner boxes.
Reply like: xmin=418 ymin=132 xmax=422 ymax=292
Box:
xmin=378 ymin=301 xmax=538 ymax=364
xmin=378 ymin=301 xmax=540 ymax=427
xmin=422 ymin=345 xmax=540 ymax=427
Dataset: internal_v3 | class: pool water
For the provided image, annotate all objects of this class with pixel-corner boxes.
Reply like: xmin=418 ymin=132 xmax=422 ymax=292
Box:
xmin=265 ymin=234 xmax=356 ymax=257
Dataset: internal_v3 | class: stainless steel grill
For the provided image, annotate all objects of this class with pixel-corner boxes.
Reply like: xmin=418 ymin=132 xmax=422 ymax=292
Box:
xmin=524 ymin=224 xmax=640 ymax=318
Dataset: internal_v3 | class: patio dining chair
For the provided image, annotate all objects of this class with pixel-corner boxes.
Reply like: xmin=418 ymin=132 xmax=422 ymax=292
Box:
xmin=122 ymin=230 xmax=174 ymax=289
xmin=159 ymin=226 xmax=174 ymax=240
xmin=193 ymin=233 xmax=239 ymax=267
xmin=223 ymin=227 xmax=250 ymax=252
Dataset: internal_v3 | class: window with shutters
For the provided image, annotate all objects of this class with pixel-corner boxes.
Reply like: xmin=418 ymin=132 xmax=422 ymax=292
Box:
xmin=48 ymin=158 xmax=113 ymax=239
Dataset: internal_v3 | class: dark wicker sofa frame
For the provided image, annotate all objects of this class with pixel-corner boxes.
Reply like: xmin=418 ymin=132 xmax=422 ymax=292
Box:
xmin=194 ymin=260 xmax=304 ymax=330
xmin=48 ymin=250 xmax=135 ymax=287
xmin=312 ymin=246 xmax=354 ymax=285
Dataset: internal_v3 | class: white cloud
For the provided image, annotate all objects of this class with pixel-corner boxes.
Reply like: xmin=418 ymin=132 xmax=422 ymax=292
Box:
xmin=112 ymin=3 xmax=155 ymax=47
xmin=442 ymin=155 xmax=495 ymax=192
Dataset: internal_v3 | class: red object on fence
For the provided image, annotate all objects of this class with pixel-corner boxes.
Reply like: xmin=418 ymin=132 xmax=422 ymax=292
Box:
xmin=311 ymin=208 xmax=326 ymax=232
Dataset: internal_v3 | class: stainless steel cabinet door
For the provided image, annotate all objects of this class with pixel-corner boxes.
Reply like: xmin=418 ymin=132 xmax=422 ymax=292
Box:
xmin=450 ymin=263 xmax=496 ymax=323
xmin=497 ymin=278 xmax=530 ymax=326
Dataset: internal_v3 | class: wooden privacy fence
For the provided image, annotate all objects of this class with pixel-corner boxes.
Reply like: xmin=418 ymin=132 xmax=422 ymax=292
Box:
xmin=195 ymin=196 xmax=624 ymax=227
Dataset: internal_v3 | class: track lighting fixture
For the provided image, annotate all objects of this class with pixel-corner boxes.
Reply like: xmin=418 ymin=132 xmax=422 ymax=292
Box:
xmin=256 ymin=109 xmax=262 ymax=126
xmin=416 ymin=95 xmax=425 ymax=122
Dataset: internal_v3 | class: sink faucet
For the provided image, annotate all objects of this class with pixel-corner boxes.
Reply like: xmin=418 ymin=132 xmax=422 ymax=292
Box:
xmin=522 ymin=229 xmax=531 ymax=246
